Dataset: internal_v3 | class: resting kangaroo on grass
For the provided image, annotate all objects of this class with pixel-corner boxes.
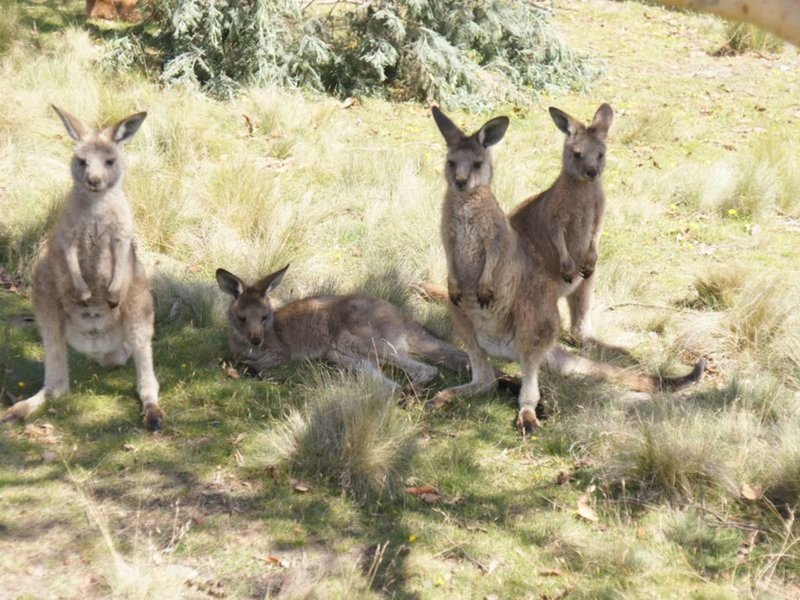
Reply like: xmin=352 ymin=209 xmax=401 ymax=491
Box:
xmin=216 ymin=265 xmax=514 ymax=394
xmin=509 ymin=103 xmax=613 ymax=344
xmin=428 ymin=107 xmax=705 ymax=432
xmin=2 ymin=106 xmax=163 ymax=430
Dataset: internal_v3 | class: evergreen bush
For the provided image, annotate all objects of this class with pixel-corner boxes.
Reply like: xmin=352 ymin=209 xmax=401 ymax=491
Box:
xmin=116 ymin=0 xmax=600 ymax=108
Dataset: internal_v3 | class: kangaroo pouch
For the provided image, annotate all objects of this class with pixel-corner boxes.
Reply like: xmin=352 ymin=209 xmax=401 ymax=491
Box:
xmin=64 ymin=302 xmax=126 ymax=362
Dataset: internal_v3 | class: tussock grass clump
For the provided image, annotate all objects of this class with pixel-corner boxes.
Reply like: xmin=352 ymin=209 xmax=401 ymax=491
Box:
xmin=721 ymin=23 xmax=784 ymax=55
xmin=150 ymin=274 xmax=224 ymax=328
xmin=617 ymin=109 xmax=675 ymax=146
xmin=665 ymin=130 xmax=800 ymax=218
xmin=602 ymin=415 xmax=739 ymax=501
xmin=676 ymin=274 xmax=800 ymax=380
xmin=758 ymin=421 xmax=800 ymax=508
xmin=667 ymin=510 xmax=743 ymax=575
xmin=247 ymin=373 xmax=418 ymax=502
xmin=690 ymin=264 xmax=745 ymax=310
xmin=0 ymin=0 xmax=21 ymax=54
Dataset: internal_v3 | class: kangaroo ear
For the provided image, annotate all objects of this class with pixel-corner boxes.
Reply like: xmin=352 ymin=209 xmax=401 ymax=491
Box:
xmin=549 ymin=107 xmax=578 ymax=136
xmin=432 ymin=106 xmax=464 ymax=147
xmin=588 ymin=103 xmax=613 ymax=140
xmin=52 ymin=105 xmax=91 ymax=142
xmin=105 ymin=111 xmax=147 ymax=144
xmin=254 ymin=264 xmax=290 ymax=298
xmin=216 ymin=269 xmax=245 ymax=299
xmin=477 ymin=116 xmax=509 ymax=148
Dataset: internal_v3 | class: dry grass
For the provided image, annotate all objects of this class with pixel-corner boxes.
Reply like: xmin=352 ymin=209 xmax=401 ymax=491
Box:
xmin=246 ymin=372 xmax=418 ymax=502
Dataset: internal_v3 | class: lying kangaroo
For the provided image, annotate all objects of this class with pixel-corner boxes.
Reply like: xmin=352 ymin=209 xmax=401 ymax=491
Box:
xmin=510 ymin=103 xmax=613 ymax=343
xmin=216 ymin=265 xmax=481 ymax=392
xmin=430 ymin=107 xmax=704 ymax=432
xmin=2 ymin=106 xmax=163 ymax=430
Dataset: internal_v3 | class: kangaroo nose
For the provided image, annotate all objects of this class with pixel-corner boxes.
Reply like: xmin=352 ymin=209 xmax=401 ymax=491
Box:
xmin=585 ymin=167 xmax=598 ymax=180
xmin=250 ymin=337 xmax=263 ymax=347
xmin=87 ymin=175 xmax=102 ymax=187
xmin=455 ymin=178 xmax=468 ymax=190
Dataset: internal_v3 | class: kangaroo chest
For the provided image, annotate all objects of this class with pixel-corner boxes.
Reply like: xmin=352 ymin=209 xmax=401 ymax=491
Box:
xmin=445 ymin=196 xmax=503 ymax=288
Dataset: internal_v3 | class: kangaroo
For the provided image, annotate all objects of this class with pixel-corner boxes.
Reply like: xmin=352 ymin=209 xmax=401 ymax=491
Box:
xmin=2 ymin=106 xmax=163 ymax=430
xmin=429 ymin=107 xmax=705 ymax=432
xmin=216 ymin=265 xmax=482 ymax=393
xmin=509 ymin=104 xmax=612 ymax=343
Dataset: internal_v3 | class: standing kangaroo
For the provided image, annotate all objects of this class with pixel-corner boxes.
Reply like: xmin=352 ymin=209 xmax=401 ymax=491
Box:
xmin=2 ymin=106 xmax=163 ymax=430
xmin=430 ymin=107 xmax=704 ymax=432
xmin=216 ymin=265 xmax=479 ymax=393
xmin=510 ymin=103 xmax=613 ymax=343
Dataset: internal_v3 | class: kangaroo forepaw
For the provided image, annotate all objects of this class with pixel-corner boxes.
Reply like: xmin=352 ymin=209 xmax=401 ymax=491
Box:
xmin=143 ymin=404 xmax=164 ymax=432
xmin=78 ymin=288 xmax=92 ymax=305
xmin=516 ymin=407 xmax=541 ymax=434
xmin=579 ymin=266 xmax=594 ymax=279
xmin=449 ymin=291 xmax=462 ymax=306
xmin=477 ymin=289 xmax=494 ymax=309
xmin=425 ymin=390 xmax=455 ymax=412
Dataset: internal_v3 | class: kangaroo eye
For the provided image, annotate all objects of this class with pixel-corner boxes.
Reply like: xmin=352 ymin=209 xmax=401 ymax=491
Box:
xmin=598 ymin=152 xmax=604 ymax=160
xmin=237 ymin=316 xmax=246 ymax=324
xmin=473 ymin=161 xmax=483 ymax=170
xmin=105 ymin=158 xmax=116 ymax=166
xmin=77 ymin=158 xmax=87 ymax=167
xmin=573 ymin=151 xmax=582 ymax=160
xmin=261 ymin=315 xmax=269 ymax=322
xmin=446 ymin=160 xmax=455 ymax=169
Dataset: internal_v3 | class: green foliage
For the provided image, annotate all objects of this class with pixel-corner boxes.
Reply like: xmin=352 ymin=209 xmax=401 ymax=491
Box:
xmin=138 ymin=0 xmax=600 ymax=107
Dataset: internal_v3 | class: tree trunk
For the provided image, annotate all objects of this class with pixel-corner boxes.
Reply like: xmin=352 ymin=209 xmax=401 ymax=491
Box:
xmin=656 ymin=1 xmax=800 ymax=46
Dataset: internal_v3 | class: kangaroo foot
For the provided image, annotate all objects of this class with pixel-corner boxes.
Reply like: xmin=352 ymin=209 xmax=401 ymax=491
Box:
xmin=516 ymin=406 xmax=542 ymax=434
xmin=425 ymin=389 xmax=456 ymax=411
xmin=143 ymin=403 xmax=164 ymax=431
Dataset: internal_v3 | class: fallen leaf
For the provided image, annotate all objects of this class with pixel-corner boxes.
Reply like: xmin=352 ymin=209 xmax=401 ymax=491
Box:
xmin=291 ymin=480 xmax=311 ymax=493
xmin=123 ymin=443 xmax=138 ymax=452
xmin=576 ymin=494 xmax=599 ymax=523
xmin=232 ymin=433 xmax=246 ymax=445
xmin=404 ymin=485 xmax=438 ymax=496
xmin=419 ymin=492 xmax=439 ymax=503
xmin=555 ymin=471 xmax=571 ymax=485
xmin=263 ymin=555 xmax=286 ymax=567
xmin=265 ymin=465 xmax=280 ymax=479
xmin=224 ymin=365 xmax=240 ymax=379
xmin=538 ymin=567 xmax=564 ymax=577
xmin=341 ymin=97 xmax=357 ymax=109
xmin=234 ymin=448 xmax=245 ymax=467
xmin=741 ymin=483 xmax=763 ymax=501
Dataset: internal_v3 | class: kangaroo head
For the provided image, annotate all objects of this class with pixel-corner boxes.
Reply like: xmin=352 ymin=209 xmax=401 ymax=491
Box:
xmin=216 ymin=265 xmax=289 ymax=348
xmin=549 ymin=103 xmax=613 ymax=183
xmin=432 ymin=107 xmax=509 ymax=193
xmin=52 ymin=105 xmax=147 ymax=195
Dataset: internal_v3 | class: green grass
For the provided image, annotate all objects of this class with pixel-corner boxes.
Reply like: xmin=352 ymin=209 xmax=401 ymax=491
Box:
xmin=2 ymin=0 xmax=800 ymax=598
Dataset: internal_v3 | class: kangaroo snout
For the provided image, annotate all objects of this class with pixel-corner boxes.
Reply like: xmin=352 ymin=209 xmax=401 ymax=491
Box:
xmin=249 ymin=335 xmax=263 ymax=347
xmin=585 ymin=167 xmax=598 ymax=180
xmin=86 ymin=174 xmax=103 ymax=190
xmin=455 ymin=178 xmax=468 ymax=190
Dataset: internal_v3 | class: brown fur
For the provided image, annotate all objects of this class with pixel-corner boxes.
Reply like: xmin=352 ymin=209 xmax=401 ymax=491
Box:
xmin=86 ymin=0 xmax=141 ymax=22
xmin=216 ymin=266 xmax=476 ymax=393
xmin=429 ymin=107 xmax=705 ymax=433
xmin=509 ymin=103 xmax=613 ymax=343
xmin=2 ymin=106 xmax=162 ymax=430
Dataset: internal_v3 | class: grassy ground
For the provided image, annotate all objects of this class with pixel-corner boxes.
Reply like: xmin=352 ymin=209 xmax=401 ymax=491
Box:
xmin=1 ymin=0 xmax=800 ymax=598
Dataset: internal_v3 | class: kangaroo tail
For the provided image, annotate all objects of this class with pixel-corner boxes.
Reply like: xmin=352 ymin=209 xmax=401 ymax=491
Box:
xmin=408 ymin=327 xmax=470 ymax=372
xmin=545 ymin=346 xmax=705 ymax=392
